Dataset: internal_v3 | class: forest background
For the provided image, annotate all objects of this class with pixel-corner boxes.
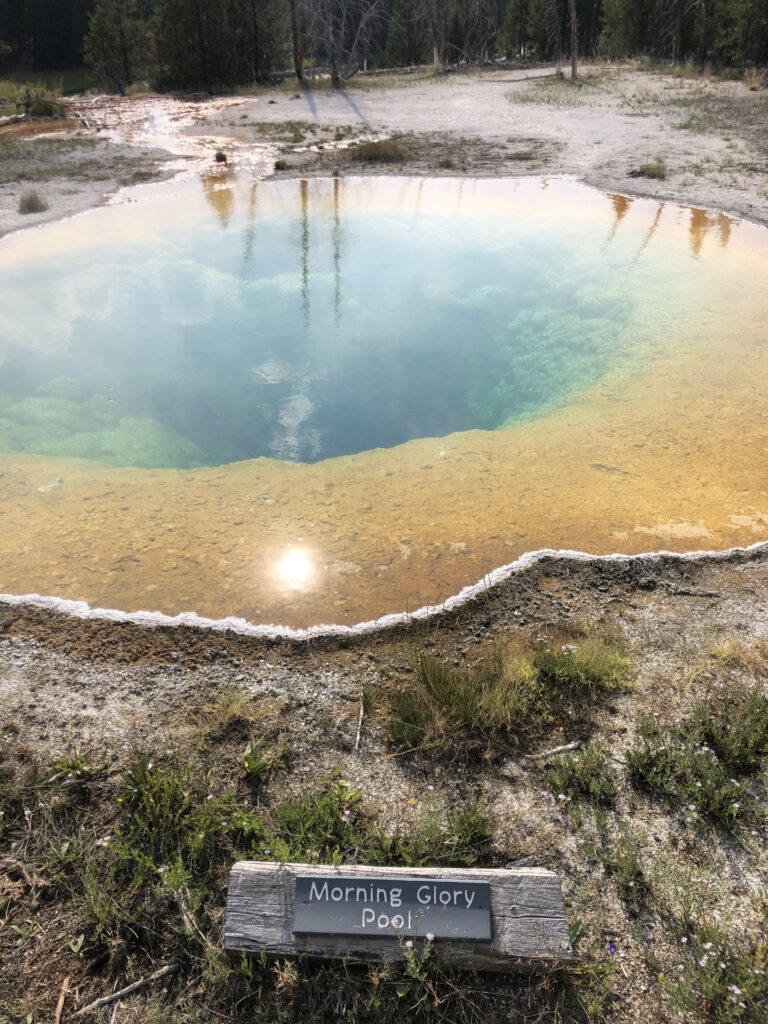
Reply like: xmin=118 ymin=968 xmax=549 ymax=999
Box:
xmin=0 ymin=0 xmax=766 ymax=96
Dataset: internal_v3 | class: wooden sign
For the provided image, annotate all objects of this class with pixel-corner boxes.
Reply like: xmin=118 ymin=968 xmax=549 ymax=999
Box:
xmin=293 ymin=874 xmax=492 ymax=939
xmin=224 ymin=862 xmax=572 ymax=972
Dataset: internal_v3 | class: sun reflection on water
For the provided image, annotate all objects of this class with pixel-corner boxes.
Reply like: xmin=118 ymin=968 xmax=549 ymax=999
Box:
xmin=275 ymin=547 xmax=317 ymax=590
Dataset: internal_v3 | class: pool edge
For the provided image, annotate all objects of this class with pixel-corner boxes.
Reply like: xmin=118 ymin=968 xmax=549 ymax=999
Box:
xmin=2 ymin=539 xmax=767 ymax=642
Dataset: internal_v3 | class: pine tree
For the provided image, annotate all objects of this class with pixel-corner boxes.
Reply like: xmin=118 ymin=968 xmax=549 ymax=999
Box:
xmin=600 ymin=0 xmax=654 ymax=57
xmin=85 ymin=0 xmax=149 ymax=91
xmin=386 ymin=0 xmax=429 ymax=65
xmin=152 ymin=0 xmax=253 ymax=90
xmin=500 ymin=0 xmax=530 ymax=58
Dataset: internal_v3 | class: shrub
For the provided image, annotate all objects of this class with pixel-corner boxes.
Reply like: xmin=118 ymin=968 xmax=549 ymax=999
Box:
xmin=745 ymin=67 xmax=767 ymax=91
xmin=29 ymin=92 xmax=67 ymax=117
xmin=18 ymin=191 xmax=48 ymax=214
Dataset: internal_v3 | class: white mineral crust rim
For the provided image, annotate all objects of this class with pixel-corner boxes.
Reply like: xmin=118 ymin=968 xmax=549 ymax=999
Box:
xmin=2 ymin=541 xmax=767 ymax=640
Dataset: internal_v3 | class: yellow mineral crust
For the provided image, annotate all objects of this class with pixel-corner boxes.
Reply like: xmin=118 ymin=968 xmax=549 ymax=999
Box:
xmin=2 ymin=306 xmax=768 ymax=628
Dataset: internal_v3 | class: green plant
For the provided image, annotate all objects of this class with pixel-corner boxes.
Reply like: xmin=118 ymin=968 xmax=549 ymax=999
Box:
xmin=626 ymin=683 xmax=768 ymax=829
xmin=264 ymin=770 xmax=365 ymax=865
xmin=599 ymin=829 xmax=646 ymax=905
xmin=17 ymin=191 xmax=48 ymax=214
xmin=441 ymin=799 xmax=492 ymax=864
xmin=115 ymin=758 xmax=228 ymax=877
xmin=663 ymin=915 xmax=768 ymax=1022
xmin=238 ymin=737 xmax=286 ymax=782
xmin=50 ymin=748 xmax=108 ymax=784
xmin=544 ymin=742 xmax=618 ymax=806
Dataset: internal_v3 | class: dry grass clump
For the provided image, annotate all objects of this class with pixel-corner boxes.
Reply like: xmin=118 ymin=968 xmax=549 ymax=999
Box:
xmin=507 ymin=77 xmax=589 ymax=108
xmin=711 ymin=637 xmax=768 ymax=674
xmin=28 ymin=92 xmax=67 ymax=118
xmin=745 ymin=67 xmax=767 ymax=91
xmin=17 ymin=190 xmax=48 ymax=214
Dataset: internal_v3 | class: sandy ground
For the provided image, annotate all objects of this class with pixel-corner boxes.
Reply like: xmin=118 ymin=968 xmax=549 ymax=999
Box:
xmin=2 ymin=65 xmax=767 ymax=241
xmin=213 ymin=66 xmax=768 ymax=225
xmin=0 ymin=93 xmax=271 ymax=238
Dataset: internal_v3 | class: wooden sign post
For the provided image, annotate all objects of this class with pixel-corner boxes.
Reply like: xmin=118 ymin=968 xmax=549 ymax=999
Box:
xmin=224 ymin=862 xmax=572 ymax=972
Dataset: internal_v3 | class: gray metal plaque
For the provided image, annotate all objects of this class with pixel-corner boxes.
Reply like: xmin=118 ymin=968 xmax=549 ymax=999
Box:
xmin=293 ymin=875 xmax=492 ymax=939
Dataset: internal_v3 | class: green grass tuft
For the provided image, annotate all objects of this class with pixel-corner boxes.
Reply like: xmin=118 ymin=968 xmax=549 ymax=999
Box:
xmin=388 ymin=638 xmax=631 ymax=759
xmin=348 ymin=139 xmax=407 ymax=163
xmin=629 ymin=155 xmax=668 ymax=179
xmin=598 ymin=828 xmax=647 ymax=905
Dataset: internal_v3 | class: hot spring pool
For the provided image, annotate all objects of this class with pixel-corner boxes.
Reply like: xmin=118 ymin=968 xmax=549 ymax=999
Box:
xmin=1 ymin=175 xmax=767 ymax=627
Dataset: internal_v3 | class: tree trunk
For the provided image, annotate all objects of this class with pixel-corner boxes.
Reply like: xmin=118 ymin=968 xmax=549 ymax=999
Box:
xmin=192 ymin=0 xmax=211 ymax=91
xmin=251 ymin=0 xmax=260 ymax=81
xmin=117 ymin=1 xmax=131 ymax=87
xmin=698 ymin=1 xmax=707 ymax=70
xmin=672 ymin=14 xmax=681 ymax=64
xmin=287 ymin=0 xmax=304 ymax=83
xmin=569 ymin=0 xmax=577 ymax=80
xmin=325 ymin=0 xmax=341 ymax=85
xmin=425 ymin=0 xmax=442 ymax=70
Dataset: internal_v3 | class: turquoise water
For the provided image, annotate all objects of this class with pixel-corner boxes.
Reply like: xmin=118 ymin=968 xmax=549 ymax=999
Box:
xmin=0 ymin=176 xmax=731 ymax=468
